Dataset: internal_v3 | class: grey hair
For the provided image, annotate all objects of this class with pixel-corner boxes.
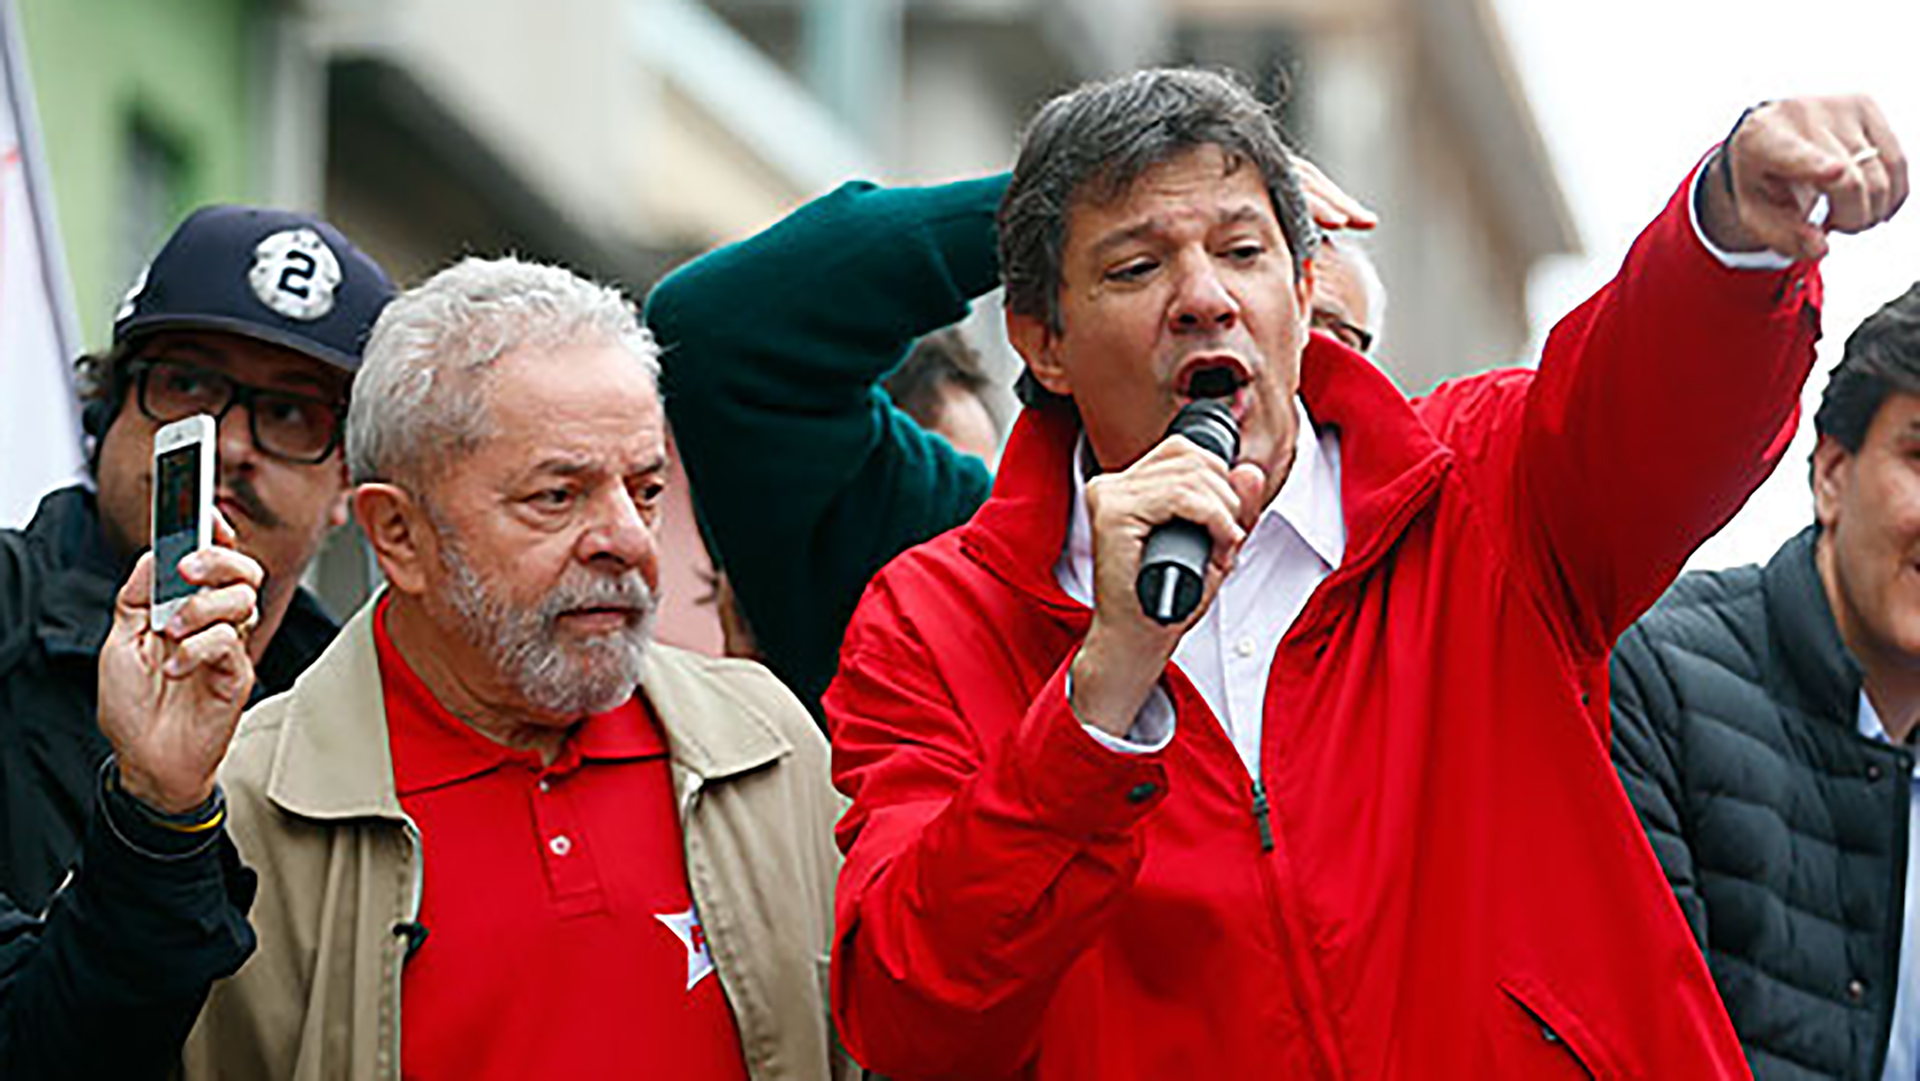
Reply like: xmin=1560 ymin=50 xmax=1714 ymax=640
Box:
xmin=1320 ymin=232 xmax=1388 ymax=340
xmin=347 ymin=255 xmax=657 ymax=485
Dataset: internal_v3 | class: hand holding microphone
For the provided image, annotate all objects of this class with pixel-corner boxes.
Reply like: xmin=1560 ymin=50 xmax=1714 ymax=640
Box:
xmin=1070 ymin=393 xmax=1264 ymax=737
xmin=1138 ymin=399 xmax=1239 ymax=624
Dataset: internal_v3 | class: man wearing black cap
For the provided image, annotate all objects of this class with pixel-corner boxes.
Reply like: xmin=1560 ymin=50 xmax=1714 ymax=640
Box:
xmin=0 ymin=205 xmax=395 ymax=915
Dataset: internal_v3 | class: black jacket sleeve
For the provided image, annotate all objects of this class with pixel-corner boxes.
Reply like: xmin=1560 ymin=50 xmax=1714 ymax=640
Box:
xmin=0 ymin=773 xmax=256 ymax=1081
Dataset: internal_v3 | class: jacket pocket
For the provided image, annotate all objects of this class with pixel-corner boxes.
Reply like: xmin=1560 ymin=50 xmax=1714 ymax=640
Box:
xmin=1495 ymin=978 xmax=1606 ymax=1080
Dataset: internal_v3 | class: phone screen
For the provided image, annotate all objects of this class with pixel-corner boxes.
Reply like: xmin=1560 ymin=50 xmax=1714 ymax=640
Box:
xmin=153 ymin=443 xmax=202 ymax=605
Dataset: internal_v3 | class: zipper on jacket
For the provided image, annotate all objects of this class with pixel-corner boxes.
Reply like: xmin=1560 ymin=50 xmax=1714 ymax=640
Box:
xmin=1248 ymin=784 xmax=1343 ymax=1078
xmin=1251 ymin=780 xmax=1275 ymax=852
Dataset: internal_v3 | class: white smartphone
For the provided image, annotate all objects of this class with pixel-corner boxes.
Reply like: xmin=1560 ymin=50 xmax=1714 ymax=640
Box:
xmin=150 ymin=414 xmax=217 ymax=631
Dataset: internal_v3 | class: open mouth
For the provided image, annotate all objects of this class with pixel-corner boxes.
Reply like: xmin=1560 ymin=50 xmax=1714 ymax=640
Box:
xmin=1176 ymin=356 xmax=1252 ymax=404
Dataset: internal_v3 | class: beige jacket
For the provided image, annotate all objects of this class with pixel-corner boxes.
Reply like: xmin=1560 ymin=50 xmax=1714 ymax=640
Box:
xmin=182 ymin=600 xmax=851 ymax=1080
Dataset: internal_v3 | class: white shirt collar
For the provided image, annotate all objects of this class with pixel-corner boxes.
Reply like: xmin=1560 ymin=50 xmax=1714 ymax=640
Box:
xmin=1858 ymin=690 xmax=1920 ymax=780
xmin=1272 ymin=397 xmax=1344 ymax=570
xmin=1860 ymin=690 xmax=1886 ymax=743
xmin=1058 ymin=396 xmax=1343 ymax=605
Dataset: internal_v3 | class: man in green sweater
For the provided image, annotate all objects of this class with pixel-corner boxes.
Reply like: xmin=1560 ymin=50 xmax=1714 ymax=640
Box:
xmin=646 ymin=169 xmax=1373 ymax=717
xmin=646 ymin=178 xmax=1002 ymax=716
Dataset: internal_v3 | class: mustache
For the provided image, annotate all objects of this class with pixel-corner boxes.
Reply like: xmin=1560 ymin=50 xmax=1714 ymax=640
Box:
xmin=220 ymin=474 xmax=282 ymax=529
xmin=437 ymin=541 xmax=656 ymax=717
xmin=541 ymin=568 xmax=655 ymax=625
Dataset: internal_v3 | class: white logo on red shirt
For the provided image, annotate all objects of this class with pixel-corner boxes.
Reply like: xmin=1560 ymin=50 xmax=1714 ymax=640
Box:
xmin=657 ymin=907 xmax=716 ymax=991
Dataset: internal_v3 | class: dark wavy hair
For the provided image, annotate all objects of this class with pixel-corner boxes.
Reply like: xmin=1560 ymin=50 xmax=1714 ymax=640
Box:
xmin=998 ymin=67 xmax=1318 ymax=407
xmin=1815 ymin=281 xmax=1920 ymax=455
xmin=884 ymin=328 xmax=989 ymax=430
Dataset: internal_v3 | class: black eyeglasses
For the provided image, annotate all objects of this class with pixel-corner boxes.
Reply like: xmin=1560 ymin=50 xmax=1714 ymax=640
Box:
xmin=128 ymin=358 xmax=346 ymax=464
xmin=1311 ymin=310 xmax=1375 ymax=355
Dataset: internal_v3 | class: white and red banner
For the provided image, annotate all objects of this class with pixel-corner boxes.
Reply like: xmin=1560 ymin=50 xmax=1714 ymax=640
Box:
xmin=0 ymin=0 xmax=83 ymax=527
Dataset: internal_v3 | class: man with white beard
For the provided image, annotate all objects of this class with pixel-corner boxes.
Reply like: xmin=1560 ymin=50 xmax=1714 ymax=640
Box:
xmin=177 ymin=257 xmax=850 ymax=1081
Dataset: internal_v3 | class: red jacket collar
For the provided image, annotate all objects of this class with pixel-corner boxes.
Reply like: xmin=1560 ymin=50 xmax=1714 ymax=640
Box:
xmin=960 ymin=334 xmax=1455 ymax=606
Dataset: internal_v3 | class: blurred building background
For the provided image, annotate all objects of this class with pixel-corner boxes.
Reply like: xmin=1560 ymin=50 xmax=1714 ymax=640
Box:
xmin=14 ymin=0 xmax=1575 ymax=652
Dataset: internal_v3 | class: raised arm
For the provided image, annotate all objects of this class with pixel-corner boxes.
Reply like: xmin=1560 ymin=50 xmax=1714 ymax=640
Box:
xmin=646 ymin=177 xmax=1005 ymax=713
xmin=1463 ymin=96 xmax=1905 ymax=661
xmin=0 ymin=535 xmax=262 ymax=1079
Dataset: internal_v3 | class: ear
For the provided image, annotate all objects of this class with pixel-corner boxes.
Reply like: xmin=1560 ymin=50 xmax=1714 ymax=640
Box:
xmin=352 ymin=483 xmax=434 ymax=596
xmin=1812 ymin=434 xmax=1852 ymax=531
xmin=1006 ymin=307 xmax=1073 ymax=397
xmin=326 ymin=458 xmax=352 ymax=530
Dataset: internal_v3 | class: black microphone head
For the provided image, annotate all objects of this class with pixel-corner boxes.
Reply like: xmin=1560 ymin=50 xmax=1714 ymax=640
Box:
xmin=1168 ymin=398 xmax=1239 ymax=464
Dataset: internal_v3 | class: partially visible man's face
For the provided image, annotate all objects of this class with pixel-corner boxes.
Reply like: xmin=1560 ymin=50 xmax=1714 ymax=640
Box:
xmin=1010 ymin=145 xmax=1313 ymax=510
xmin=96 ymin=331 xmax=351 ymax=607
xmin=930 ymin=382 xmax=999 ymax=461
xmin=419 ymin=340 xmax=666 ymax=721
xmin=712 ymin=569 xmax=762 ymax=662
xmin=1816 ymin=390 xmax=1920 ymax=677
xmin=1310 ymin=245 xmax=1374 ymax=355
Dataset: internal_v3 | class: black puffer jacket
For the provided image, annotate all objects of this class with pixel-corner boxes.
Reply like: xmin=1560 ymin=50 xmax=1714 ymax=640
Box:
xmin=1612 ymin=525 xmax=1910 ymax=1081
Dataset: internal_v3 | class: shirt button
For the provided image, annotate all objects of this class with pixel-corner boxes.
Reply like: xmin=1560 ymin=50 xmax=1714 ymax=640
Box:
xmin=1847 ymin=978 xmax=1867 ymax=1002
xmin=549 ymin=835 xmax=573 ymax=857
xmin=1235 ymin=637 xmax=1258 ymax=659
xmin=1126 ymin=782 xmax=1159 ymax=805
xmin=538 ymin=779 xmax=552 ymax=793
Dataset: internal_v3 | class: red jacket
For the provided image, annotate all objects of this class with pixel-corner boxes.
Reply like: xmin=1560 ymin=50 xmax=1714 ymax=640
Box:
xmin=825 ymin=169 xmax=1821 ymax=1080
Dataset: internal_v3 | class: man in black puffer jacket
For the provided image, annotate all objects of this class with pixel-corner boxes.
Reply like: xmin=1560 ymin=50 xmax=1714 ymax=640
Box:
xmin=1614 ymin=280 xmax=1920 ymax=1081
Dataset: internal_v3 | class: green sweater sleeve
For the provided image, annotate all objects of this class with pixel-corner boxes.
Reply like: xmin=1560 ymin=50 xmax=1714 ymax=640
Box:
xmin=646 ymin=175 xmax=1007 ymax=717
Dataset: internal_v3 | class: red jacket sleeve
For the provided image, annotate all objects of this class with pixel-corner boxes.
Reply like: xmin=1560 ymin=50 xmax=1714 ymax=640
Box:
xmin=1429 ymin=157 xmax=1823 ymax=662
xmin=825 ymin=574 xmax=1168 ymax=1078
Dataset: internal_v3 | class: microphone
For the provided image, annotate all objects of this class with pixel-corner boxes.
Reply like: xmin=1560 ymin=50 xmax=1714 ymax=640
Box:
xmin=1137 ymin=398 xmax=1240 ymax=625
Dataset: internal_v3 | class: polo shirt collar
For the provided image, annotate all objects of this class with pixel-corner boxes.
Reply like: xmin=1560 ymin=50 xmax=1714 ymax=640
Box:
xmin=263 ymin=590 xmax=794 ymax=824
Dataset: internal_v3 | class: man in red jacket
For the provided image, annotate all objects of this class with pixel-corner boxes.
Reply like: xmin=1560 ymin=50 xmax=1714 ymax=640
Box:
xmin=825 ymin=68 xmax=1908 ymax=1079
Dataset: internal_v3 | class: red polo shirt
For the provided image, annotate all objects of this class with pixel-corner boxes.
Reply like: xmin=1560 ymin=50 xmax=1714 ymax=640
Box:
xmin=375 ymin=600 xmax=749 ymax=1081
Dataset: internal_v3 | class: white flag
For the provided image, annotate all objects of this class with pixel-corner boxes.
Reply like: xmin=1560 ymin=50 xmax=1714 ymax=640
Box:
xmin=0 ymin=0 xmax=83 ymax=528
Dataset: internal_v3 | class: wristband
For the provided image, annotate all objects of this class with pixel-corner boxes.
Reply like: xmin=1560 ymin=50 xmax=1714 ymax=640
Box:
xmin=98 ymin=756 xmax=227 ymax=861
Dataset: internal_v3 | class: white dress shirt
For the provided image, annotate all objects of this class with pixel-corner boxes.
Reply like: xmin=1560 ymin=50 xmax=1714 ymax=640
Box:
xmin=1858 ymin=692 xmax=1920 ymax=1081
xmin=1055 ymin=397 xmax=1344 ymax=777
